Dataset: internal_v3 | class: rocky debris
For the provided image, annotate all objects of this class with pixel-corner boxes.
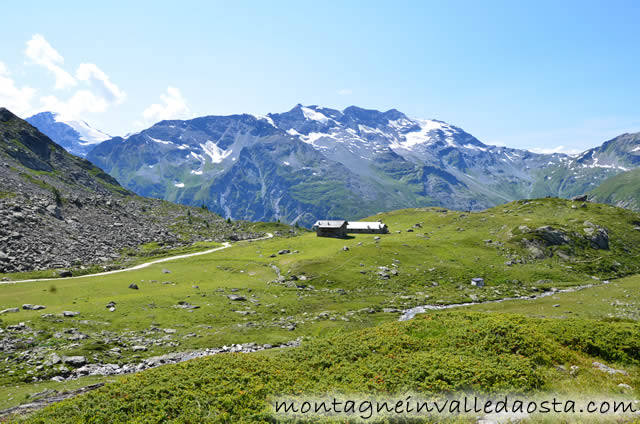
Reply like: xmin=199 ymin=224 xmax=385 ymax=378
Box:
xmin=128 ymin=283 xmax=139 ymax=290
xmin=0 ymin=127 xmax=266 ymax=275
xmin=173 ymin=301 xmax=200 ymax=310
xmin=592 ymin=361 xmax=628 ymax=375
xmin=131 ymin=345 xmax=148 ymax=352
xmin=0 ymin=307 xmax=19 ymax=314
xmin=582 ymin=221 xmax=609 ymax=250
xmin=43 ymin=339 xmax=303 ymax=385
xmin=62 ymin=356 xmax=87 ymax=367
xmin=22 ymin=304 xmax=46 ymax=311
xmin=0 ymin=383 xmax=105 ymax=419
xmin=227 ymin=294 xmax=247 ymax=301
xmin=532 ymin=226 xmax=571 ymax=246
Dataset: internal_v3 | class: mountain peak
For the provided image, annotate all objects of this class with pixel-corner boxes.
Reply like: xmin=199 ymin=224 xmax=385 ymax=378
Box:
xmin=26 ymin=111 xmax=111 ymax=158
xmin=0 ymin=107 xmax=19 ymax=123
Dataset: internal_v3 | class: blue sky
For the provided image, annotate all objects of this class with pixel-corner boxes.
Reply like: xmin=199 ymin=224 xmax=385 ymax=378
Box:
xmin=1 ymin=0 xmax=639 ymax=153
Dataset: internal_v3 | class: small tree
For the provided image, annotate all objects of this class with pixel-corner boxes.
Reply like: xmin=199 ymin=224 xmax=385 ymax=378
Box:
xmin=52 ymin=188 xmax=62 ymax=206
xmin=226 ymin=217 xmax=232 ymax=224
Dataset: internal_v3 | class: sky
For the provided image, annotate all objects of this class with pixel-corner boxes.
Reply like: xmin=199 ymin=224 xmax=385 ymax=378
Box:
xmin=1 ymin=0 xmax=639 ymax=153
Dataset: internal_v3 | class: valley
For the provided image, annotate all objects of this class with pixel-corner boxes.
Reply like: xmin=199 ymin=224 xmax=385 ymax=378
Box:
xmin=1 ymin=198 xmax=639 ymax=421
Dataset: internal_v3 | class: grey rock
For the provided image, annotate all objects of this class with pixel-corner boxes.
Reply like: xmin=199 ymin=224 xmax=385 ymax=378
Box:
xmin=592 ymin=361 xmax=628 ymax=375
xmin=22 ymin=304 xmax=46 ymax=310
xmin=128 ymin=283 xmax=139 ymax=290
xmin=0 ymin=307 xmax=19 ymax=314
xmin=62 ymin=356 xmax=87 ymax=367
xmin=227 ymin=294 xmax=247 ymax=301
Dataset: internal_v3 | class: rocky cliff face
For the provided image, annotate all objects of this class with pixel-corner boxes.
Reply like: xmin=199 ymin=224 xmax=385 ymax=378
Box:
xmin=0 ymin=108 xmax=262 ymax=274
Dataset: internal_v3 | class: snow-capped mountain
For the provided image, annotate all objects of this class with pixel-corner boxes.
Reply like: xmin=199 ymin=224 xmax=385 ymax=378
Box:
xmin=85 ymin=105 xmax=640 ymax=226
xmin=26 ymin=112 xmax=110 ymax=158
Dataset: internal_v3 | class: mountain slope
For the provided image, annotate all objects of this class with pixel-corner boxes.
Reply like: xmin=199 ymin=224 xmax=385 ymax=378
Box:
xmin=85 ymin=105 xmax=640 ymax=225
xmin=589 ymin=167 xmax=640 ymax=211
xmin=0 ymin=108 xmax=265 ymax=274
xmin=26 ymin=112 xmax=110 ymax=158
xmin=87 ymin=105 xmax=585 ymax=226
xmin=533 ymin=132 xmax=640 ymax=198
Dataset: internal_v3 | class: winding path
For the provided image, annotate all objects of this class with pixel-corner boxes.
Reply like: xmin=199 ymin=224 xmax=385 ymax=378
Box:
xmin=3 ymin=233 xmax=274 ymax=284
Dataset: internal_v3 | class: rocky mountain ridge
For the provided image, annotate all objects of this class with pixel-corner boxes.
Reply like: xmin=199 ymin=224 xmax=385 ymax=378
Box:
xmin=27 ymin=105 xmax=640 ymax=226
xmin=0 ymin=108 xmax=265 ymax=274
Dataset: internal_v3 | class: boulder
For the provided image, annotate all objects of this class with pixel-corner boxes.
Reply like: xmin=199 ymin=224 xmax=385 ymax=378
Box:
xmin=57 ymin=270 xmax=72 ymax=278
xmin=227 ymin=294 xmax=247 ymax=301
xmin=62 ymin=356 xmax=87 ymax=367
xmin=0 ymin=307 xmax=19 ymax=314
xmin=128 ymin=283 xmax=139 ymax=290
xmin=22 ymin=304 xmax=46 ymax=310
xmin=571 ymin=194 xmax=588 ymax=202
xmin=592 ymin=361 xmax=628 ymax=375
xmin=63 ymin=311 xmax=79 ymax=317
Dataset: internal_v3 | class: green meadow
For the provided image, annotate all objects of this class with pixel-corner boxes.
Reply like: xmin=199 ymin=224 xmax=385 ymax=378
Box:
xmin=1 ymin=198 xmax=639 ymax=421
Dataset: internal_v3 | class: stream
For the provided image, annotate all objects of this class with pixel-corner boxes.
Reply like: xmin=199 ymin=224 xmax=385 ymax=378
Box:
xmin=399 ymin=279 xmax=611 ymax=321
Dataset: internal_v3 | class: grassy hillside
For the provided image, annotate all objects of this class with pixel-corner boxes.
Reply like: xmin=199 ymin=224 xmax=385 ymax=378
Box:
xmin=1 ymin=198 xmax=640 ymax=421
xmin=590 ymin=168 xmax=640 ymax=212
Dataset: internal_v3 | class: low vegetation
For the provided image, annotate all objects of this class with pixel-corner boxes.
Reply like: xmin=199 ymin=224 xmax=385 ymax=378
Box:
xmin=15 ymin=312 xmax=640 ymax=423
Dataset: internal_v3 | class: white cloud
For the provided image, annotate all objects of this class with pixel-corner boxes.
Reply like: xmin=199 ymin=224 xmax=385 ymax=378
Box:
xmin=338 ymin=88 xmax=352 ymax=95
xmin=76 ymin=63 xmax=126 ymax=104
xmin=17 ymin=34 xmax=128 ymax=125
xmin=529 ymin=145 xmax=583 ymax=155
xmin=39 ymin=90 xmax=110 ymax=120
xmin=25 ymin=34 xmax=76 ymax=89
xmin=138 ymin=86 xmax=191 ymax=127
xmin=0 ymin=61 xmax=36 ymax=116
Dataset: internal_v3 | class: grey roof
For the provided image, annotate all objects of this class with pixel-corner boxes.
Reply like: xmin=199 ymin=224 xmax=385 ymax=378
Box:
xmin=313 ymin=220 xmax=347 ymax=228
xmin=346 ymin=221 xmax=387 ymax=230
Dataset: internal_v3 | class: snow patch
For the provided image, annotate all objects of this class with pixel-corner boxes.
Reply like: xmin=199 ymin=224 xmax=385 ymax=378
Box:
xmin=148 ymin=136 xmax=174 ymax=145
xmin=200 ymin=140 xmax=232 ymax=164
xmin=283 ymin=161 xmax=290 ymax=166
xmin=53 ymin=114 xmax=111 ymax=145
xmin=398 ymin=119 xmax=453 ymax=149
xmin=190 ymin=170 xmax=203 ymax=175
xmin=174 ymin=183 xmax=185 ymax=188
xmin=253 ymin=114 xmax=276 ymax=127
xmin=301 ymin=107 xmax=330 ymax=124
xmin=463 ymin=144 xmax=487 ymax=152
